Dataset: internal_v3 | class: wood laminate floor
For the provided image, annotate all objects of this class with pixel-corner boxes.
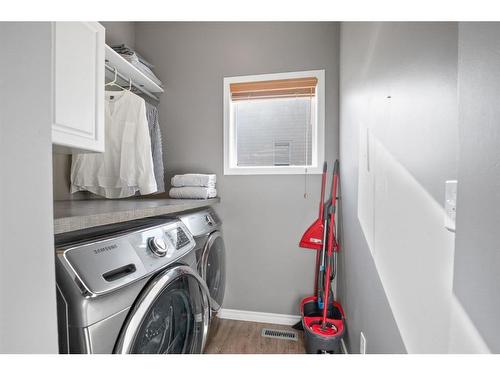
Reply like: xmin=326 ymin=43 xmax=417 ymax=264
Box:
xmin=204 ymin=318 xmax=306 ymax=354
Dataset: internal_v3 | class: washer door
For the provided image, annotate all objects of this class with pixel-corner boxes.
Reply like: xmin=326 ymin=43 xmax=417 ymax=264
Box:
xmin=201 ymin=231 xmax=226 ymax=312
xmin=114 ymin=265 xmax=209 ymax=354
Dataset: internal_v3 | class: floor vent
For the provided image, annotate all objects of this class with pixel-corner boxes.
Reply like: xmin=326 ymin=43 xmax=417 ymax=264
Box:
xmin=261 ymin=328 xmax=298 ymax=341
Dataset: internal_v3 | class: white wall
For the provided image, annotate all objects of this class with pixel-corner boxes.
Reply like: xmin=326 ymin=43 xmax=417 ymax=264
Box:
xmin=135 ymin=22 xmax=340 ymax=315
xmin=0 ymin=22 xmax=58 ymax=353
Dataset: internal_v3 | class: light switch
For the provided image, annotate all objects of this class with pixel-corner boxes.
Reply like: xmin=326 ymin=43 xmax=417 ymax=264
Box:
xmin=445 ymin=180 xmax=457 ymax=232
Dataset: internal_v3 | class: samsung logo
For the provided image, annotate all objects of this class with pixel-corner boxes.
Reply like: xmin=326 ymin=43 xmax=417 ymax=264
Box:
xmin=93 ymin=244 xmax=117 ymax=255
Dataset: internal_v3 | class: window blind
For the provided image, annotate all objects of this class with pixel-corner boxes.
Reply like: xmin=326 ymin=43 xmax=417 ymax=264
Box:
xmin=230 ymin=77 xmax=318 ymax=101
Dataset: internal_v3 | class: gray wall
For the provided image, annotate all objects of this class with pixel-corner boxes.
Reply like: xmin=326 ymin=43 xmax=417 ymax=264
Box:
xmin=453 ymin=23 xmax=500 ymax=352
xmin=135 ymin=22 xmax=339 ymax=315
xmin=53 ymin=152 xmax=75 ymax=200
xmin=339 ymin=22 xmax=459 ymax=353
xmin=0 ymin=23 xmax=58 ymax=353
xmin=100 ymin=21 xmax=136 ymax=48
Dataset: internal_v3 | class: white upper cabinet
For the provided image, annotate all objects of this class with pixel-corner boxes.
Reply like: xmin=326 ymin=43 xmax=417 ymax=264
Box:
xmin=52 ymin=22 xmax=105 ymax=153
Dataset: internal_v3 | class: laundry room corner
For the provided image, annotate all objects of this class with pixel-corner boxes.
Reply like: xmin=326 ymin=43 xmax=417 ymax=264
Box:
xmin=133 ymin=22 xmax=340 ymax=317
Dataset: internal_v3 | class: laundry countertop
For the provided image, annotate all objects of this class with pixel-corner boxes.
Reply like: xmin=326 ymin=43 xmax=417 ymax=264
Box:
xmin=53 ymin=198 xmax=220 ymax=234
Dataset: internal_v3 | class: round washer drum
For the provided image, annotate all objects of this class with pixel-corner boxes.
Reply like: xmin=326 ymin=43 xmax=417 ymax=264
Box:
xmin=115 ymin=265 xmax=209 ymax=354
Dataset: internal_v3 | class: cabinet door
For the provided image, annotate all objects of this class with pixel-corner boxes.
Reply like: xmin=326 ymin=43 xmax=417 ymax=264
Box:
xmin=52 ymin=22 xmax=105 ymax=153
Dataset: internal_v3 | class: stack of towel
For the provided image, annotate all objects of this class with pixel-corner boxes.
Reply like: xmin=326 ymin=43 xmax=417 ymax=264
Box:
xmin=169 ymin=174 xmax=217 ymax=199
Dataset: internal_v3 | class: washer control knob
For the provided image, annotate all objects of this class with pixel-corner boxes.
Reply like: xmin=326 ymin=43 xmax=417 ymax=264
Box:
xmin=148 ymin=237 xmax=168 ymax=257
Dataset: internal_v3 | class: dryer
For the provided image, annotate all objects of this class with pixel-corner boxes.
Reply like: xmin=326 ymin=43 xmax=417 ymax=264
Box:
xmin=55 ymin=217 xmax=210 ymax=354
xmin=177 ymin=208 xmax=226 ymax=316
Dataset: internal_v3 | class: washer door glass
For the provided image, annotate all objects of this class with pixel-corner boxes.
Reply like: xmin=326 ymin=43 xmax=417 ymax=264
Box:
xmin=116 ymin=266 xmax=209 ymax=354
xmin=203 ymin=233 xmax=226 ymax=311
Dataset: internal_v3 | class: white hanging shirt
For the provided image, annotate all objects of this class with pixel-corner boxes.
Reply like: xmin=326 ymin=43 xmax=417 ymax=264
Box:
xmin=71 ymin=90 xmax=158 ymax=198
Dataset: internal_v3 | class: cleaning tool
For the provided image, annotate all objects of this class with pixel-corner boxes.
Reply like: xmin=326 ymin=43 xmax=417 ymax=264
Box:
xmin=299 ymin=160 xmax=345 ymax=353
xmin=319 ymin=159 xmax=339 ymax=330
xmin=299 ymin=161 xmax=328 ymax=305
xmin=299 ymin=162 xmax=327 ymax=251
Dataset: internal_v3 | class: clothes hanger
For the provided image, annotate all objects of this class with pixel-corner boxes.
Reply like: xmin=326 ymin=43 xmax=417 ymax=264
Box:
xmin=105 ymin=67 xmax=126 ymax=91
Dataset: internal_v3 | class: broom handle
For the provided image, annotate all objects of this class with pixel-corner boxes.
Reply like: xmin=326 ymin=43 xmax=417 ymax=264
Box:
xmin=317 ymin=218 xmax=328 ymax=303
xmin=322 ymin=260 xmax=332 ymax=328
xmin=319 ymin=162 xmax=327 ymax=220
xmin=322 ymin=161 xmax=339 ymax=328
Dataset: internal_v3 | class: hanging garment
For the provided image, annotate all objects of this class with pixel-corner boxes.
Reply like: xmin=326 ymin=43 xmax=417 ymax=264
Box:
xmin=145 ymin=102 xmax=165 ymax=193
xmin=71 ymin=90 xmax=157 ymax=198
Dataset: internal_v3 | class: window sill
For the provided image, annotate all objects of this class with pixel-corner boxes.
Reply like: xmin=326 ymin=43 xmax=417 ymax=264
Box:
xmin=224 ymin=166 xmax=323 ymax=176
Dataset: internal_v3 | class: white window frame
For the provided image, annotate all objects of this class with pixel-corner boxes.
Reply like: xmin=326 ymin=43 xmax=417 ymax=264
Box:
xmin=223 ymin=69 xmax=325 ymax=175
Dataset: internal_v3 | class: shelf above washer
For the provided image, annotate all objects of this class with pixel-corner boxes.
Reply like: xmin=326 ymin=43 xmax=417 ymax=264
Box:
xmin=104 ymin=45 xmax=164 ymax=97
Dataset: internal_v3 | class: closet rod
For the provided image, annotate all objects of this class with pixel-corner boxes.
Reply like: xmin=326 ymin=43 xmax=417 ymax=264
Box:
xmin=104 ymin=63 xmax=160 ymax=102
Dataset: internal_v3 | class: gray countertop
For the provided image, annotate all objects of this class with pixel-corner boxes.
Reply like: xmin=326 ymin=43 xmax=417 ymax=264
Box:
xmin=53 ymin=198 xmax=220 ymax=234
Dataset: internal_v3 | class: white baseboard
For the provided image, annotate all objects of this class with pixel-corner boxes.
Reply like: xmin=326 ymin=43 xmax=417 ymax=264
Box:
xmin=218 ymin=308 xmax=301 ymax=326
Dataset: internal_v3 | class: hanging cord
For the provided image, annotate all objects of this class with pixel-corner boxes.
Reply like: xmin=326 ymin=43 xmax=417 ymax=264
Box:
xmin=303 ymin=87 xmax=312 ymax=198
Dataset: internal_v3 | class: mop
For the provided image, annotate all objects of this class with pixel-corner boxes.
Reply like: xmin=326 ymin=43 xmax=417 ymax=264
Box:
xmin=296 ymin=160 xmax=345 ymax=353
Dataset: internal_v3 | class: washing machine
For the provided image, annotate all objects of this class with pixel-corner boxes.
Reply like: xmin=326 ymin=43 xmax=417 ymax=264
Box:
xmin=55 ymin=217 xmax=210 ymax=354
xmin=177 ymin=208 xmax=226 ymax=316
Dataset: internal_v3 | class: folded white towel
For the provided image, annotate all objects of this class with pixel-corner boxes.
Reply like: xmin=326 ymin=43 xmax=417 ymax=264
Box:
xmin=169 ymin=186 xmax=217 ymax=199
xmin=171 ymin=174 xmax=216 ymax=188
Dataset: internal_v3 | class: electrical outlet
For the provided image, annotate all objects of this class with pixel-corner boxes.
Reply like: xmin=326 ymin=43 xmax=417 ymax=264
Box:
xmin=360 ymin=331 xmax=367 ymax=354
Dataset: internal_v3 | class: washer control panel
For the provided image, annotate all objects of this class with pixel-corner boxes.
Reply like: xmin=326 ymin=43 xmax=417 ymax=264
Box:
xmin=178 ymin=208 xmax=221 ymax=237
xmin=167 ymin=226 xmax=191 ymax=249
xmin=56 ymin=219 xmax=195 ymax=296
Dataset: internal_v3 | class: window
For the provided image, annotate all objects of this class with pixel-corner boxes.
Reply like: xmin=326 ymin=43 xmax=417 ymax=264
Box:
xmin=223 ymin=70 xmax=325 ymax=175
